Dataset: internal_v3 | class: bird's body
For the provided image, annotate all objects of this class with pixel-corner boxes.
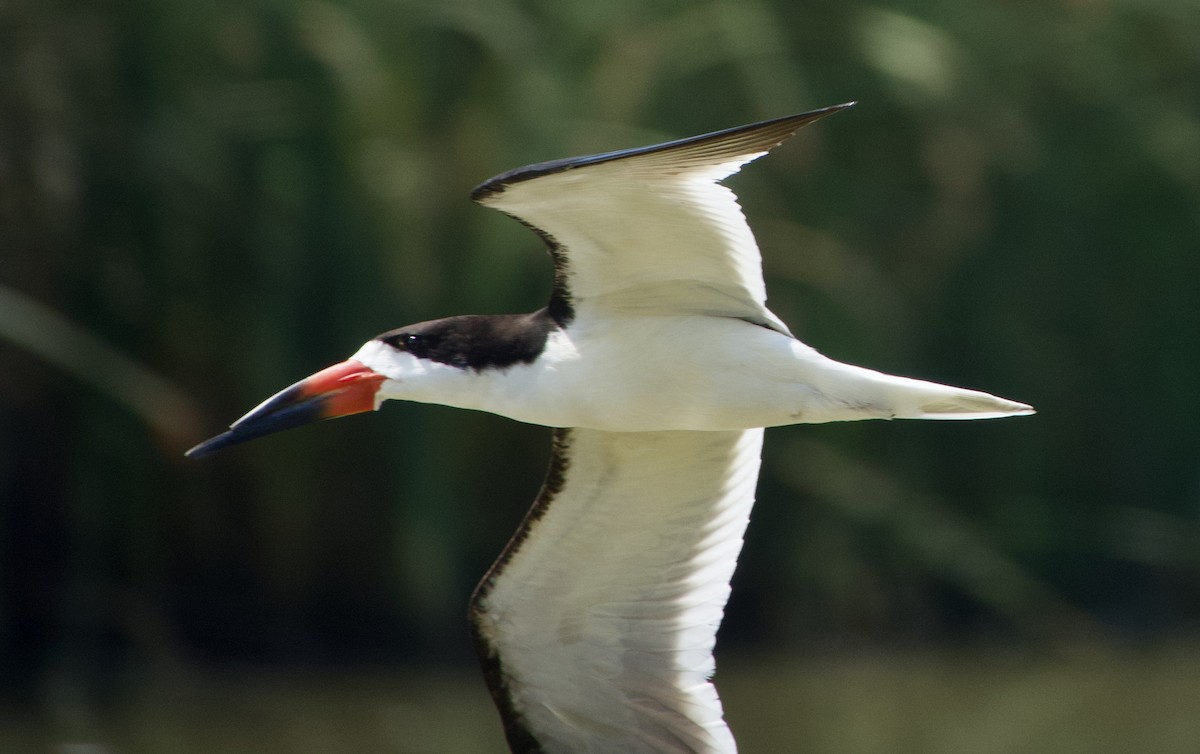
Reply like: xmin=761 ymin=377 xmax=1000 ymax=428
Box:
xmin=352 ymin=311 xmax=1024 ymax=431
xmin=188 ymin=104 xmax=1033 ymax=753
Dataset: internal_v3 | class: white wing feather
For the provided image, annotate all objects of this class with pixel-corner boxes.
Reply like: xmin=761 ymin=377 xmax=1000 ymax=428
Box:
xmin=472 ymin=428 xmax=763 ymax=753
xmin=473 ymin=106 xmax=853 ymax=333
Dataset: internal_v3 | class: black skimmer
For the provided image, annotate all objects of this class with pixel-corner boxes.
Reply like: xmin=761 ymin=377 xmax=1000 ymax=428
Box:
xmin=187 ymin=103 xmax=1033 ymax=752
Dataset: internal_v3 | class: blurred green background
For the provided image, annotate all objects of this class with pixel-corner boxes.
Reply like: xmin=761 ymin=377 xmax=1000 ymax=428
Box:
xmin=2 ymin=0 xmax=1199 ymax=751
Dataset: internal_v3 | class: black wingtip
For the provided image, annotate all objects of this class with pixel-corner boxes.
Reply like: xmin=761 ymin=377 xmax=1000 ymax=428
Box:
xmin=776 ymin=101 xmax=856 ymax=129
xmin=470 ymin=101 xmax=860 ymax=202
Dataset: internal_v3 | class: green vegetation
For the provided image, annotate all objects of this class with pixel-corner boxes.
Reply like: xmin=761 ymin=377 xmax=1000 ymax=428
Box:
xmin=2 ymin=0 xmax=1198 ymax=748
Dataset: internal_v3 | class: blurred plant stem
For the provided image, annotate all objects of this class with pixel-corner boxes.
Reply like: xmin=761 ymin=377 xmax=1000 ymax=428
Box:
xmin=0 ymin=284 xmax=200 ymax=445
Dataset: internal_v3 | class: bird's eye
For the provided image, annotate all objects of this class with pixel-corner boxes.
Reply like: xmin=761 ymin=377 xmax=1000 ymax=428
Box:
xmin=384 ymin=332 xmax=414 ymax=349
xmin=386 ymin=332 xmax=434 ymax=356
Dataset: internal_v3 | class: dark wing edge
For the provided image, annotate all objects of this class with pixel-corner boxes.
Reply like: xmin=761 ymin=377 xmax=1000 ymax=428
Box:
xmin=470 ymin=102 xmax=855 ymax=202
xmin=468 ymin=427 xmax=573 ymax=753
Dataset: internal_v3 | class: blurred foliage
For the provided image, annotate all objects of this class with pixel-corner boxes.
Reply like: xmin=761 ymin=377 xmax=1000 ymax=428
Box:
xmin=2 ymin=0 xmax=1199 ymax=748
xmin=5 ymin=645 xmax=1200 ymax=753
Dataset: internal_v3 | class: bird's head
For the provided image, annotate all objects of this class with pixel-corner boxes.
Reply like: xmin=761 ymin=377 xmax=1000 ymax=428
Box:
xmin=185 ymin=312 xmax=557 ymax=459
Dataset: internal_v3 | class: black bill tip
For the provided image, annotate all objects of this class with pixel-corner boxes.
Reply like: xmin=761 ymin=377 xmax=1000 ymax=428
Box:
xmin=185 ymin=431 xmax=241 ymax=459
xmin=184 ymin=388 xmax=329 ymax=460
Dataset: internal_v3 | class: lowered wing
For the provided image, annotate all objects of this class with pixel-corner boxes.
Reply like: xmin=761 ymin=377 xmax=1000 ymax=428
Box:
xmin=470 ymin=428 xmax=763 ymax=753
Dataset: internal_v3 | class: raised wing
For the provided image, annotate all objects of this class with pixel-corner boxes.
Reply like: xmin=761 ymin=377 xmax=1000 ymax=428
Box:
xmin=471 ymin=104 xmax=854 ymax=333
xmin=470 ymin=428 xmax=763 ymax=753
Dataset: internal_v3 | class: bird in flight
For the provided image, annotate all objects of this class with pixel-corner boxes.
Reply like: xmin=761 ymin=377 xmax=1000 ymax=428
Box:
xmin=187 ymin=103 xmax=1032 ymax=753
